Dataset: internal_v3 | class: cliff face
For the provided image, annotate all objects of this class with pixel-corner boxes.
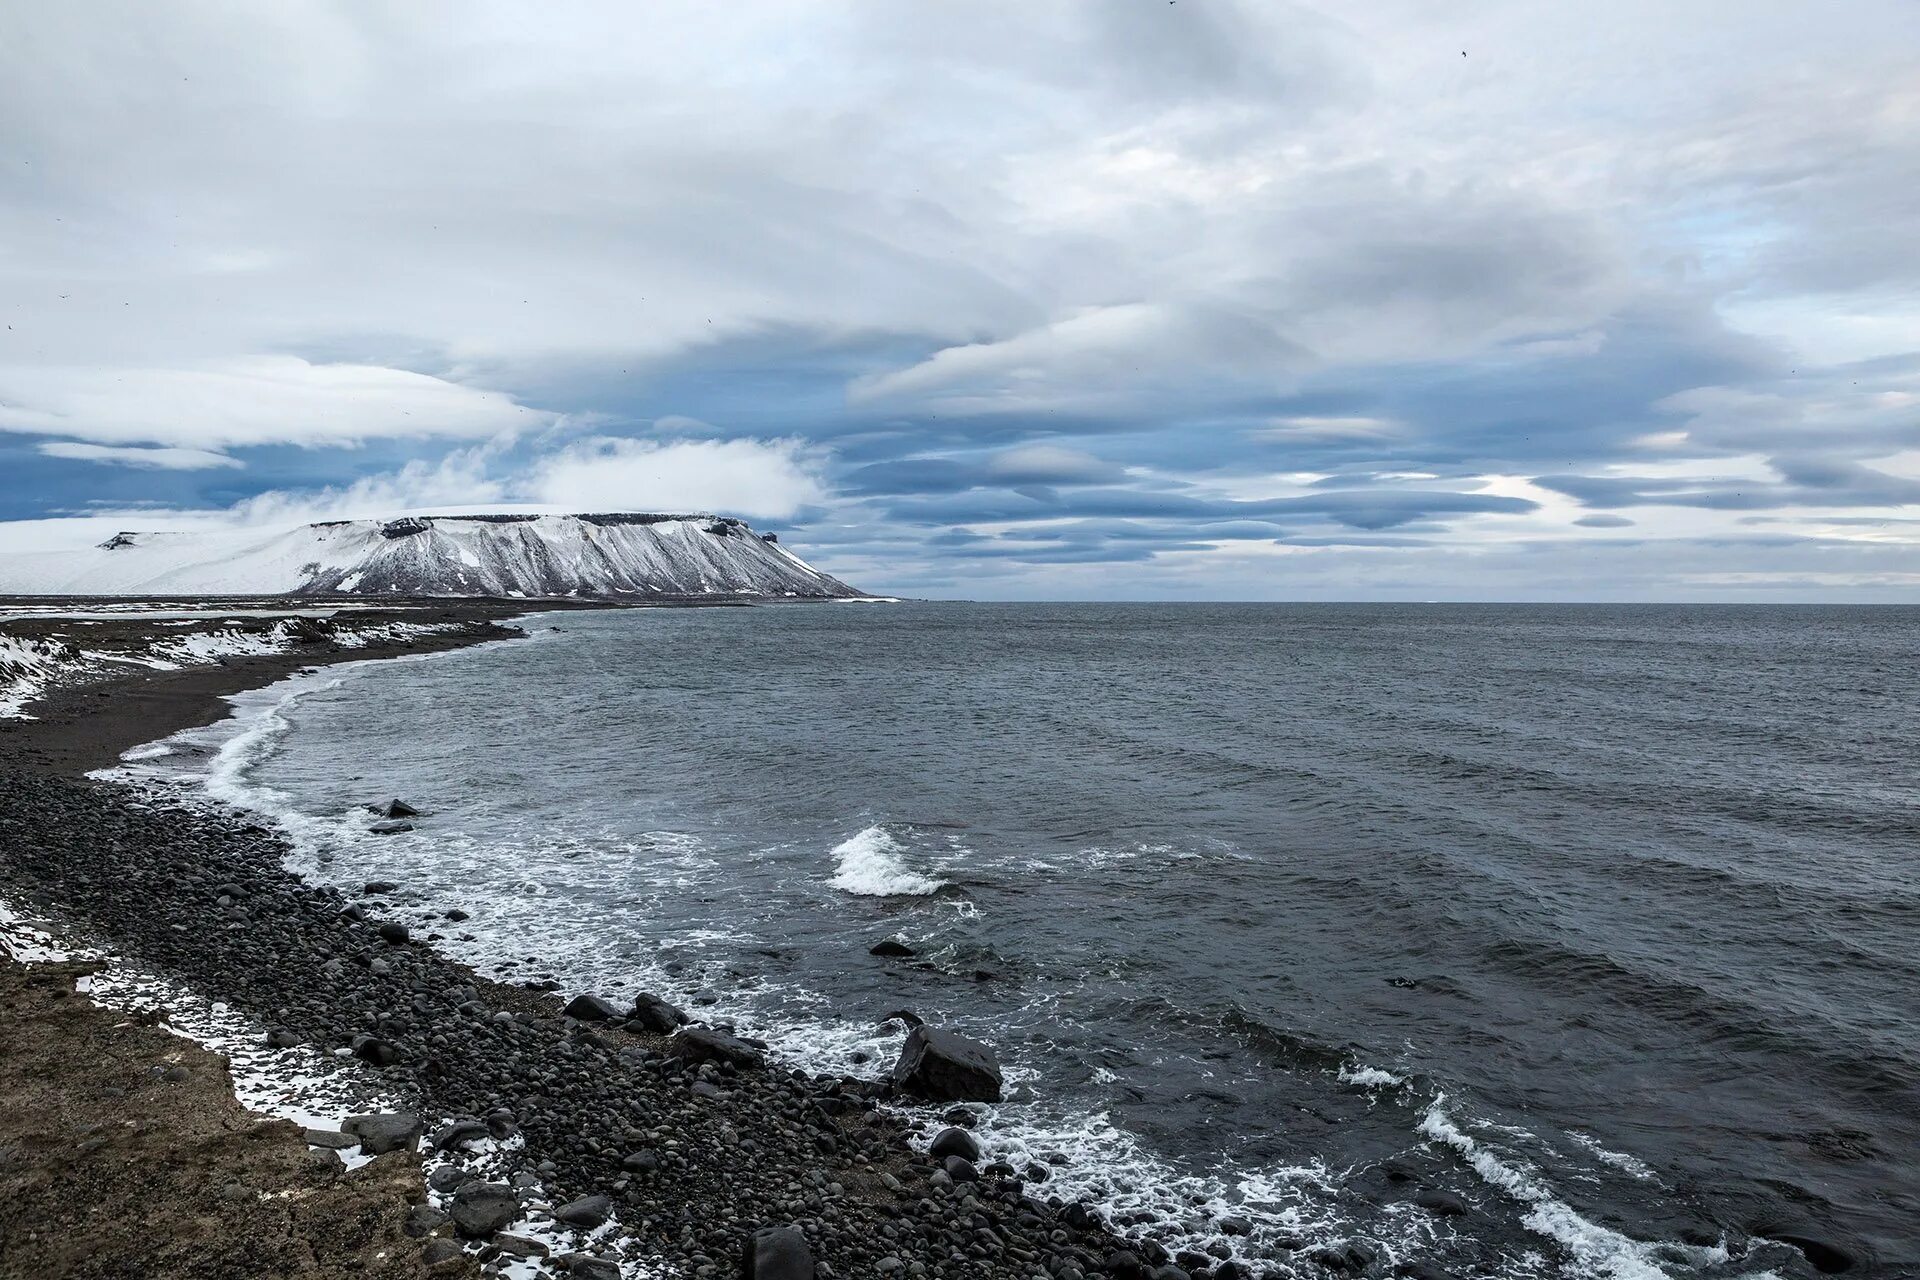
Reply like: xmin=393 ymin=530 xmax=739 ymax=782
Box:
xmin=0 ymin=514 xmax=863 ymax=599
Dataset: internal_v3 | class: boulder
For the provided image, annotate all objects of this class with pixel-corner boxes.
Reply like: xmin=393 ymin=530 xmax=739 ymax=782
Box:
xmin=302 ymin=1128 xmax=357 ymax=1150
xmin=627 ymin=992 xmax=688 ymax=1034
xmin=369 ymin=820 xmax=414 ymax=835
xmin=342 ymin=1112 xmax=422 ymax=1154
xmin=351 ymin=1034 xmax=399 ymax=1067
xmin=564 ymin=1257 xmax=621 ymax=1280
xmin=928 ymin=1127 xmax=980 ymax=1162
xmin=554 ymin=1194 xmax=612 ymax=1228
xmin=743 ymin=1225 xmax=815 ymax=1280
xmin=941 ymin=1155 xmax=979 ymax=1183
xmin=1414 ymin=1188 xmax=1469 ymax=1217
xmin=429 ymin=1165 xmax=476 ymax=1193
xmin=377 ymin=922 xmax=410 ymax=945
xmin=449 ymin=1181 xmax=519 ymax=1237
xmin=376 ymin=798 xmax=422 ymax=817
xmin=869 ymin=939 xmax=916 ymax=958
xmin=431 ymin=1119 xmax=491 ymax=1151
xmin=363 ymin=880 xmax=400 ymax=894
xmin=668 ymin=1025 xmax=765 ymax=1069
xmin=892 ymin=1025 xmax=1003 ymax=1102
xmin=563 ymin=993 xmax=625 ymax=1022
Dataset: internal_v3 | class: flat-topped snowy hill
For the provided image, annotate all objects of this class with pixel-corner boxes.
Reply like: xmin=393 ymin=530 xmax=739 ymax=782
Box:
xmin=0 ymin=513 xmax=863 ymax=599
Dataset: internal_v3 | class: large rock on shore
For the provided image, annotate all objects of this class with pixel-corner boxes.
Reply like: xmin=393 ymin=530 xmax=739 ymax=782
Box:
xmin=342 ymin=1111 xmax=422 ymax=1154
xmin=450 ymin=1180 xmax=520 ymax=1236
xmin=563 ymin=993 xmax=625 ymax=1022
xmin=743 ymin=1225 xmax=815 ymax=1280
xmin=928 ymin=1127 xmax=980 ymax=1162
xmin=892 ymin=1025 xmax=1003 ymax=1102
xmin=628 ymin=991 xmax=688 ymax=1034
xmin=669 ymin=1025 xmax=764 ymax=1068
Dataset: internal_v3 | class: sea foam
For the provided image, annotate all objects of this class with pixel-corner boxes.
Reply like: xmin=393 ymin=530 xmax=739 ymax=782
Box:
xmin=829 ymin=825 xmax=945 ymax=896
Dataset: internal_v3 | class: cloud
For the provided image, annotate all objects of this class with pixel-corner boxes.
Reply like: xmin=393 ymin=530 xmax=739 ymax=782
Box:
xmin=0 ymin=357 xmax=545 ymax=450
xmin=528 ymin=438 xmax=826 ymax=521
xmin=1537 ymin=457 xmax=1920 ymax=511
xmin=0 ymin=2 xmax=1916 ymax=597
xmin=843 ymin=444 xmax=1124 ymax=495
xmin=37 ymin=442 xmax=242 ymax=470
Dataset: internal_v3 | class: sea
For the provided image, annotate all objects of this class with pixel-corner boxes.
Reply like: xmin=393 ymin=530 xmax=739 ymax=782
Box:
xmin=120 ymin=603 xmax=1920 ymax=1280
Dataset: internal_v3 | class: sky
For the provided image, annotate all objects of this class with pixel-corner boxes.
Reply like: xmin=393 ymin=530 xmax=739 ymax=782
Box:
xmin=2 ymin=2 xmax=1918 ymax=600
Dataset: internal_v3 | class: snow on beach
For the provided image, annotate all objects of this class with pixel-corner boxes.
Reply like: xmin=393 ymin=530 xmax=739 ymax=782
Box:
xmin=0 ymin=898 xmax=653 ymax=1278
xmin=0 ymin=613 xmax=469 ymax=720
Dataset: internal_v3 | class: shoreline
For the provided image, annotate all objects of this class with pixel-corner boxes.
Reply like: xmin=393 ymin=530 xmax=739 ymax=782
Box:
xmin=0 ymin=604 xmax=1182 ymax=1280
xmin=0 ymin=599 xmax=538 ymax=776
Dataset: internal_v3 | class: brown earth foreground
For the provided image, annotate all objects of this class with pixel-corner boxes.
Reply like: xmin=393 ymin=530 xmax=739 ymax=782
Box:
xmin=0 ymin=600 xmax=515 ymax=1280
xmin=0 ymin=956 xmax=474 ymax=1280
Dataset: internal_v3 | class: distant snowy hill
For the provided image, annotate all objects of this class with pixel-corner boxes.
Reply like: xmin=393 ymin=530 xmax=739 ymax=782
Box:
xmin=0 ymin=513 xmax=864 ymax=599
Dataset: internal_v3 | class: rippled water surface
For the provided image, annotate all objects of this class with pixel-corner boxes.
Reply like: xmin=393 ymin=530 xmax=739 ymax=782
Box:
xmin=143 ymin=603 xmax=1920 ymax=1278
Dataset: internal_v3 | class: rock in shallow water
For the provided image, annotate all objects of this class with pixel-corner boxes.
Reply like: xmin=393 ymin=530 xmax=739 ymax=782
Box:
xmin=928 ymin=1126 xmax=980 ymax=1162
xmin=627 ymin=991 xmax=688 ymax=1033
xmin=892 ymin=1025 xmax=1003 ymax=1102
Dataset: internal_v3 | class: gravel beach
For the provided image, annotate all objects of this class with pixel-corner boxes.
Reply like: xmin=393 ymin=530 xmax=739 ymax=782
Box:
xmin=0 ymin=605 xmax=1210 ymax=1280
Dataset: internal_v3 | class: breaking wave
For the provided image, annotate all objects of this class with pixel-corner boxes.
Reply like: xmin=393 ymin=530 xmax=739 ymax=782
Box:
xmin=829 ymin=825 xmax=946 ymax=896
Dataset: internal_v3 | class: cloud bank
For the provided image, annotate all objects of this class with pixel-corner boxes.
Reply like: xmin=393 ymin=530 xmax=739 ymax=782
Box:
xmin=1 ymin=1 xmax=1916 ymax=598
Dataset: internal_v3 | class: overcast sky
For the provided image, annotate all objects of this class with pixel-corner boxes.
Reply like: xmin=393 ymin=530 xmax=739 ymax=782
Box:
xmin=3 ymin=2 xmax=1918 ymax=599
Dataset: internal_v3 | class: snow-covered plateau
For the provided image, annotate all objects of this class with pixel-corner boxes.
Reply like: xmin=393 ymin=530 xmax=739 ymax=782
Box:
xmin=0 ymin=513 xmax=862 ymax=600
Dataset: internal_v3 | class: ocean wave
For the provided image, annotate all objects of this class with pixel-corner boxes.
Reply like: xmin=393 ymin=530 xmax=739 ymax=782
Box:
xmin=1337 ymin=1062 xmax=1407 ymax=1089
xmin=1419 ymin=1095 xmax=1733 ymax=1280
xmin=829 ymin=825 xmax=946 ymax=896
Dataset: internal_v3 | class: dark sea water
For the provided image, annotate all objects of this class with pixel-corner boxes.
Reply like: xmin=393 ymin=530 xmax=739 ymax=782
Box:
xmin=138 ymin=603 xmax=1920 ymax=1279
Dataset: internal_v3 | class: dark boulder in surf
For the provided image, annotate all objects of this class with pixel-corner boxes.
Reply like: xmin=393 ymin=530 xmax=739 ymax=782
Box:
xmin=892 ymin=1025 xmax=1003 ymax=1102
xmin=1414 ymin=1188 xmax=1469 ymax=1217
xmin=869 ymin=938 xmax=916 ymax=958
xmin=627 ymin=991 xmax=689 ymax=1033
xmin=928 ymin=1127 xmax=979 ymax=1162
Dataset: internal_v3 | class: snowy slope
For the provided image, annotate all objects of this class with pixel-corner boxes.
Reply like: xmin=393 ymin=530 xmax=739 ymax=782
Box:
xmin=0 ymin=514 xmax=863 ymax=599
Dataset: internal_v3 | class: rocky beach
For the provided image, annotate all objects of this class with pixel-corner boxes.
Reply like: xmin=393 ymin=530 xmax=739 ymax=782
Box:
xmin=0 ymin=604 xmax=1212 ymax=1280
